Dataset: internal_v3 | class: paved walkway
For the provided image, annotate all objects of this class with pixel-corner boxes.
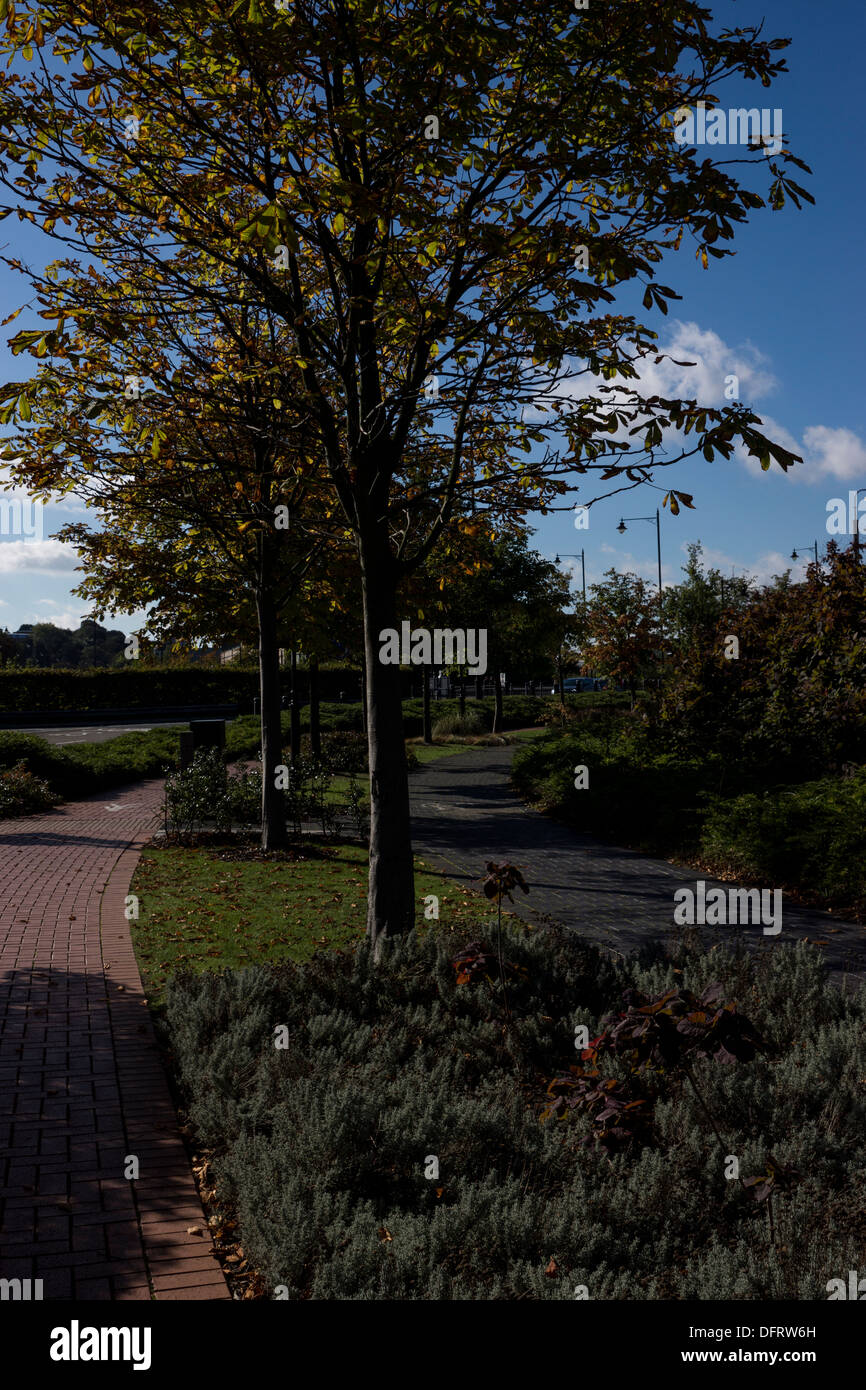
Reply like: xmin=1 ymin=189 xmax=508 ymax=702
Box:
xmin=409 ymin=744 xmax=866 ymax=992
xmin=0 ymin=781 xmax=228 ymax=1301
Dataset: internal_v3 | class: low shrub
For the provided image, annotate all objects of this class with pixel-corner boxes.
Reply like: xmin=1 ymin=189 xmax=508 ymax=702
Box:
xmin=699 ymin=771 xmax=866 ymax=917
xmin=164 ymin=748 xmax=234 ymax=837
xmin=225 ymin=706 xmax=365 ymax=762
xmin=315 ymin=731 xmax=368 ymax=774
xmin=512 ymin=732 xmax=866 ymax=915
xmin=512 ymin=730 xmax=716 ymax=855
xmin=0 ymin=727 xmax=181 ymax=800
xmin=227 ymin=766 xmax=264 ymax=828
xmin=162 ymin=928 xmax=866 ymax=1300
xmin=0 ymin=760 xmax=59 ymax=817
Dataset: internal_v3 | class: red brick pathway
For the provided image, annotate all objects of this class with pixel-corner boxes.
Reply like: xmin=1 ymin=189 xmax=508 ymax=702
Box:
xmin=0 ymin=781 xmax=229 ymax=1300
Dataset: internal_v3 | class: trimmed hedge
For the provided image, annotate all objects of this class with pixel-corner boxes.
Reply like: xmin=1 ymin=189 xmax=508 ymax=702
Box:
xmin=0 ymin=728 xmax=182 ymax=801
xmin=0 ymin=668 xmax=559 ymax=717
xmin=0 ymin=664 xmax=416 ymax=714
xmin=0 ymin=666 xmax=260 ymax=714
xmin=162 ymin=928 xmax=866 ymax=1300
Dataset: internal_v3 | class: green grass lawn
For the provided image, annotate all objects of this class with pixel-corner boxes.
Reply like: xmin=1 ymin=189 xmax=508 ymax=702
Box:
xmin=130 ymin=839 xmax=513 ymax=1004
xmin=408 ymin=728 xmax=546 ymax=760
xmin=408 ymin=739 xmax=476 ymax=765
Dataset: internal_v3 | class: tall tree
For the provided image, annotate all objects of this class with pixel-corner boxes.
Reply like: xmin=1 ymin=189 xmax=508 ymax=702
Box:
xmin=0 ymin=1 xmax=808 ymax=952
xmin=426 ymin=530 xmax=573 ymax=730
xmin=660 ymin=542 xmax=866 ymax=774
xmin=0 ymin=255 xmax=329 ymax=846
xmin=585 ymin=568 xmax=659 ymax=705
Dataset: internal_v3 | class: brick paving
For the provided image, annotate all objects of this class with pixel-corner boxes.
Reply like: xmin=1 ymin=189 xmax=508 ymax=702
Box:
xmin=3 ymin=742 xmax=860 ymax=1302
xmin=409 ymin=743 xmax=866 ymax=992
xmin=0 ymin=780 xmax=228 ymax=1301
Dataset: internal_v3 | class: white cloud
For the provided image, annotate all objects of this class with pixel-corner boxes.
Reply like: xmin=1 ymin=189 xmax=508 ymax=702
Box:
xmin=688 ymin=541 xmax=793 ymax=588
xmin=735 ymin=419 xmax=866 ymax=485
xmin=800 ymin=426 xmax=866 ymax=482
xmin=623 ymin=322 xmax=778 ymax=405
xmin=542 ymin=322 xmax=866 ymax=490
xmin=544 ymin=320 xmax=777 ymax=419
xmin=0 ymin=539 xmax=81 ymax=573
xmin=23 ymin=604 xmax=90 ymax=630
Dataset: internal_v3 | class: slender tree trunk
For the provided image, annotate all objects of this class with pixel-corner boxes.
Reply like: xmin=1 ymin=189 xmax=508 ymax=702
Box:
xmin=459 ymin=672 xmax=466 ymax=719
xmin=557 ymin=650 xmax=565 ymax=706
xmin=361 ymin=551 xmax=415 ymax=958
xmin=422 ymin=663 xmax=432 ymax=743
xmin=256 ymin=587 xmax=288 ymax=850
xmin=290 ymin=648 xmax=301 ymax=766
xmin=309 ymin=653 xmax=321 ymax=757
xmin=493 ymin=671 xmax=504 ymax=734
xmin=360 ymin=647 xmax=368 ymax=736
xmin=474 ymin=674 xmax=483 ymax=700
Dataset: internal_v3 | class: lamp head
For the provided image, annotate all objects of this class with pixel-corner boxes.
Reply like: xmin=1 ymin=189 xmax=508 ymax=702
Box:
xmin=617 ymin=520 xmax=626 ymax=534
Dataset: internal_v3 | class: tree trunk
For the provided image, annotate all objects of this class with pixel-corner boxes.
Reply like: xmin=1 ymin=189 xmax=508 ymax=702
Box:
xmin=474 ymin=674 xmax=483 ymax=700
xmin=459 ymin=672 xmax=466 ymax=719
xmin=255 ymin=588 xmax=288 ymax=850
xmin=493 ymin=671 xmax=503 ymax=734
xmin=422 ymin=663 xmax=432 ymax=743
xmin=361 ymin=553 xmax=415 ymax=958
xmin=309 ymin=653 xmax=321 ymax=757
xmin=557 ymin=650 xmax=565 ymax=706
xmin=360 ymin=647 xmax=368 ymax=736
xmin=289 ymin=648 xmax=301 ymax=766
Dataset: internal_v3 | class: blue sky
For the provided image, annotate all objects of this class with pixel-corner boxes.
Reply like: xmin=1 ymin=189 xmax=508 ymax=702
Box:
xmin=1 ymin=0 xmax=864 ymax=633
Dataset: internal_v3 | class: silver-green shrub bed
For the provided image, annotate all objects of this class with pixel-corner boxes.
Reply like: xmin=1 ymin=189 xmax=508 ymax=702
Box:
xmin=162 ymin=928 xmax=866 ymax=1299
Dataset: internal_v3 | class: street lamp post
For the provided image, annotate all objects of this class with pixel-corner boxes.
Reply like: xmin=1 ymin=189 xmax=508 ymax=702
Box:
xmin=616 ymin=508 xmax=663 ymax=598
xmin=790 ymin=540 xmax=819 ymax=569
xmin=852 ymin=489 xmax=866 ymax=563
xmin=553 ymin=549 xmax=586 ymax=601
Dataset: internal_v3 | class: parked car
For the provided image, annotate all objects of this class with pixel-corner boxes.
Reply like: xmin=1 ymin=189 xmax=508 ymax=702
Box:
xmin=562 ymin=676 xmax=606 ymax=693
